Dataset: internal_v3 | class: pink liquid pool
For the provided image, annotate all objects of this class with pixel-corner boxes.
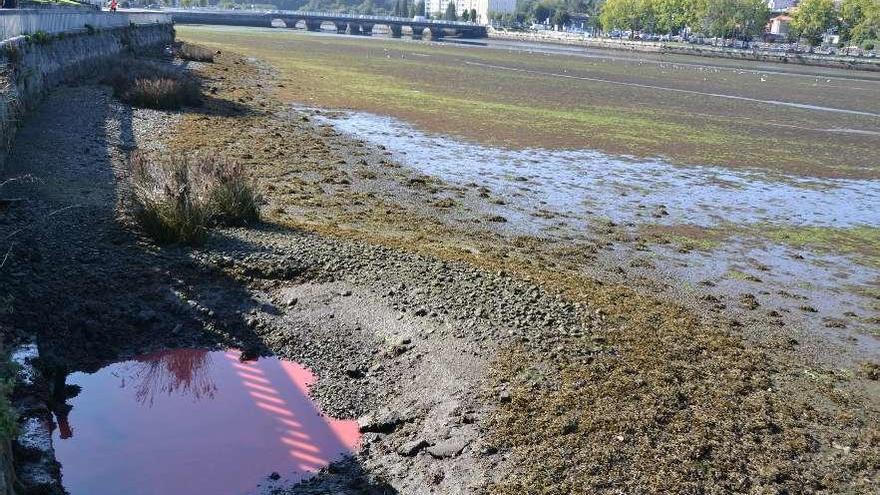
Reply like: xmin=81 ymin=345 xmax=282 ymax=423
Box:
xmin=52 ymin=349 xmax=361 ymax=495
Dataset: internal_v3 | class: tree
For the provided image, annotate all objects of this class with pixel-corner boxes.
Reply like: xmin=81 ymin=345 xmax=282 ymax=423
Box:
xmin=702 ymin=0 xmax=768 ymax=40
xmin=415 ymin=0 xmax=426 ymax=16
xmin=791 ymin=0 xmax=836 ymax=45
xmin=462 ymin=8 xmax=470 ymax=20
xmin=841 ymin=0 xmax=880 ymax=43
xmin=600 ymin=0 xmax=654 ymax=34
xmin=470 ymin=8 xmax=478 ymax=23
xmin=552 ymin=8 xmax=571 ymax=27
xmin=652 ymin=0 xmax=704 ymax=34
xmin=445 ymin=1 xmax=457 ymax=20
xmin=533 ymin=2 xmax=553 ymax=24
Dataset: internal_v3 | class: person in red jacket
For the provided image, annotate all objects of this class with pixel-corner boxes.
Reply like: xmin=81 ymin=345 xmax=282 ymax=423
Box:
xmin=109 ymin=0 xmax=118 ymax=11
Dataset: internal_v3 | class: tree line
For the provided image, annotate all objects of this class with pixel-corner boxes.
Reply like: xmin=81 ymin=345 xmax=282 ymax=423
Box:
xmin=598 ymin=0 xmax=878 ymax=44
xmin=501 ymin=0 xmax=878 ymax=46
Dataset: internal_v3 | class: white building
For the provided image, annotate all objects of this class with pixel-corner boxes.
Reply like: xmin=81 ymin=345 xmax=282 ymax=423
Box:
xmin=426 ymin=0 xmax=515 ymax=25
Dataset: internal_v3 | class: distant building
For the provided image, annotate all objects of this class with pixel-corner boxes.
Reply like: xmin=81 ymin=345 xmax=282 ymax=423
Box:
xmin=769 ymin=14 xmax=792 ymax=37
xmin=426 ymin=0 xmax=515 ymax=25
xmin=767 ymin=0 xmax=798 ymax=12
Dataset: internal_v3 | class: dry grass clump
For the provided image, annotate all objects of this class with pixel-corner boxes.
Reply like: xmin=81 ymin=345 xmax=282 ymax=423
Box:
xmin=107 ymin=60 xmax=201 ymax=110
xmin=176 ymin=42 xmax=216 ymax=63
xmin=129 ymin=151 xmax=261 ymax=245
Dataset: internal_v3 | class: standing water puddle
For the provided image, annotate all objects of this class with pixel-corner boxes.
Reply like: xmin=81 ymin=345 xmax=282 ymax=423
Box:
xmin=53 ymin=349 xmax=360 ymax=495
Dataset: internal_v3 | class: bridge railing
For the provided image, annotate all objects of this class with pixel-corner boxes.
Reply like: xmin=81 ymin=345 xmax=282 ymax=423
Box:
xmin=0 ymin=9 xmax=171 ymax=42
xmin=164 ymin=8 xmax=480 ymax=28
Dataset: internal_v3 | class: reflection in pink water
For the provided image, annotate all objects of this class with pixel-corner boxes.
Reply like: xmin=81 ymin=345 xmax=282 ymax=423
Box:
xmin=53 ymin=349 xmax=361 ymax=495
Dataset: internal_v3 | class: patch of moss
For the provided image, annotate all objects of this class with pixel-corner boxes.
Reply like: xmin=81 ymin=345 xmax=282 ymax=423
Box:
xmin=762 ymin=225 xmax=880 ymax=267
xmin=726 ymin=269 xmax=762 ymax=282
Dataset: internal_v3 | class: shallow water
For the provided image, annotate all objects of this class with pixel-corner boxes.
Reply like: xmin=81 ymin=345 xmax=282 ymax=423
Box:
xmin=53 ymin=349 xmax=359 ymax=495
xmin=311 ymin=107 xmax=880 ymax=339
xmin=316 ymin=109 xmax=880 ymax=231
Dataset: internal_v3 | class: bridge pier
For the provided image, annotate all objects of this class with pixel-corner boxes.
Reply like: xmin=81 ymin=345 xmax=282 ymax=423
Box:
xmin=410 ymin=26 xmax=424 ymax=39
xmin=335 ymin=22 xmax=347 ymax=34
xmin=425 ymin=27 xmax=443 ymax=39
xmin=389 ymin=25 xmax=402 ymax=38
xmin=360 ymin=23 xmax=374 ymax=36
xmin=458 ymin=28 xmax=482 ymax=39
xmin=345 ymin=22 xmax=361 ymax=35
xmin=305 ymin=20 xmax=322 ymax=32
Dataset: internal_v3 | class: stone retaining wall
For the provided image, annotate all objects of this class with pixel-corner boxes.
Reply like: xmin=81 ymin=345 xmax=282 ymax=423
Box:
xmin=0 ymin=22 xmax=175 ymax=493
xmin=0 ymin=21 xmax=175 ymax=171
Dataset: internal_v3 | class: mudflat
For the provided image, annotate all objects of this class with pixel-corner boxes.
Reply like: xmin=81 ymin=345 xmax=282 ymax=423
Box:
xmin=178 ymin=25 xmax=880 ymax=179
xmin=1 ymin=27 xmax=877 ymax=494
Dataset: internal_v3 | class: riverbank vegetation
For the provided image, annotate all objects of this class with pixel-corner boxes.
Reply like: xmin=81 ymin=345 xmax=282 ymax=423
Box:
xmin=129 ymin=151 xmax=261 ymax=244
xmin=175 ymin=41 xmax=216 ymax=62
xmin=108 ymin=60 xmax=202 ymax=110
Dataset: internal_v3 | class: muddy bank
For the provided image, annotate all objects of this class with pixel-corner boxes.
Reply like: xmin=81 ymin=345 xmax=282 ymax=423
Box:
xmin=0 ymin=70 xmax=586 ymax=492
xmin=163 ymin=52 xmax=879 ymax=492
xmin=0 ymin=48 xmax=878 ymax=494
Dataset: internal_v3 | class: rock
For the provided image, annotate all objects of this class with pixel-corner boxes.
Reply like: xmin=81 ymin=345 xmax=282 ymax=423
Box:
xmin=397 ymin=439 xmax=428 ymax=457
xmin=135 ymin=309 xmax=157 ymax=324
xmin=269 ymin=472 xmax=281 ymax=480
xmin=344 ymin=366 xmax=365 ymax=379
xmin=357 ymin=409 xmax=407 ymax=434
xmin=427 ymin=438 xmax=469 ymax=458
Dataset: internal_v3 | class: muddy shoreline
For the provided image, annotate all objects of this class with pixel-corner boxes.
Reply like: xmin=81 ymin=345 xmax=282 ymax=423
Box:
xmin=1 ymin=49 xmax=878 ymax=493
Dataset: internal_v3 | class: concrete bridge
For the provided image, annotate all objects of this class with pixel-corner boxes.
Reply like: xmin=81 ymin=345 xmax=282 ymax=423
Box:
xmin=167 ymin=9 xmax=488 ymax=39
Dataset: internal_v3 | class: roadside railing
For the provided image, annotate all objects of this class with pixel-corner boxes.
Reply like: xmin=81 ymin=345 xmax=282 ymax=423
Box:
xmin=0 ymin=9 xmax=171 ymax=42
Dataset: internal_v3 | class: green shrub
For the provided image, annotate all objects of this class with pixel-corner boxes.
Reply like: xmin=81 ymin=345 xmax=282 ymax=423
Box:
xmin=26 ymin=31 xmax=52 ymax=45
xmin=863 ymin=41 xmax=876 ymax=51
xmin=129 ymin=152 xmax=261 ymax=245
xmin=176 ymin=42 xmax=216 ymax=63
xmin=107 ymin=59 xmax=202 ymax=110
xmin=202 ymin=160 xmax=261 ymax=226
